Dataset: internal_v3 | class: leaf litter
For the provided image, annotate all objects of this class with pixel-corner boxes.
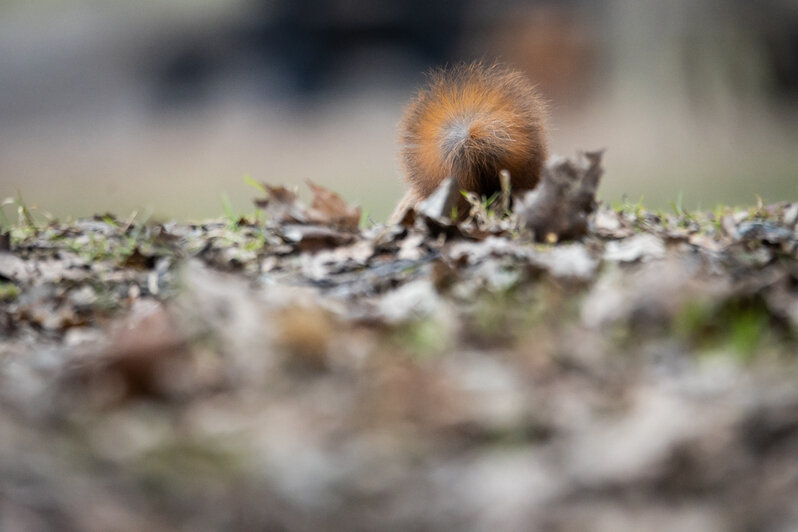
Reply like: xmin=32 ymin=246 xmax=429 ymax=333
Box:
xmin=1 ymin=156 xmax=798 ymax=531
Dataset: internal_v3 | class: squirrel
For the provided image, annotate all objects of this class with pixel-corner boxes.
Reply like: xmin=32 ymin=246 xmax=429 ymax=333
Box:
xmin=391 ymin=62 xmax=548 ymax=222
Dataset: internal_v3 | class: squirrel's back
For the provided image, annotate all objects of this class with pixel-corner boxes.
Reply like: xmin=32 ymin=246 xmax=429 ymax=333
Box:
xmin=399 ymin=62 xmax=548 ymax=202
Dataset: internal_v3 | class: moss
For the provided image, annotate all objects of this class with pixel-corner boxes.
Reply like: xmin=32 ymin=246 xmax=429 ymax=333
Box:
xmin=133 ymin=439 xmax=245 ymax=497
xmin=394 ymin=319 xmax=450 ymax=358
xmin=675 ymin=296 xmax=777 ymax=361
xmin=0 ymin=282 xmax=20 ymax=301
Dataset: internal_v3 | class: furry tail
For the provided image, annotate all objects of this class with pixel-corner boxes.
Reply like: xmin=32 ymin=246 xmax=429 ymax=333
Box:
xmin=440 ymin=113 xmax=517 ymax=184
xmin=400 ymin=62 xmax=548 ymax=198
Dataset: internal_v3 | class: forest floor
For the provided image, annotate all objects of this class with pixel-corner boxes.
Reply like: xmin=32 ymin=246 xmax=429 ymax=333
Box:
xmin=1 ymin=154 xmax=798 ymax=531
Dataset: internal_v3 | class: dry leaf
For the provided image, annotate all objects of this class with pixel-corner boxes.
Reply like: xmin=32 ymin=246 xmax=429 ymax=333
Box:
xmin=254 ymin=184 xmax=308 ymax=225
xmin=306 ymin=180 xmax=361 ymax=231
xmin=516 ymin=150 xmax=604 ymax=241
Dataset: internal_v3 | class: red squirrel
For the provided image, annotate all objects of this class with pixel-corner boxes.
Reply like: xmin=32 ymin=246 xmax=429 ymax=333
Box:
xmin=391 ymin=62 xmax=548 ymax=222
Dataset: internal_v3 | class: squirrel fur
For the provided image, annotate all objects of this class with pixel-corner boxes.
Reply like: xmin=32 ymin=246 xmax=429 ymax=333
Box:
xmin=392 ymin=62 xmax=548 ymax=221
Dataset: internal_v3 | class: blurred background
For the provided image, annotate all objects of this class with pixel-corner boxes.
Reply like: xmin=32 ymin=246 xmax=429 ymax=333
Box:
xmin=0 ymin=0 xmax=796 ymax=221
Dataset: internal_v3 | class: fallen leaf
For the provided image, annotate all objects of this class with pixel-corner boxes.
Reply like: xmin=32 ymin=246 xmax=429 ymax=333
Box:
xmin=254 ymin=185 xmax=308 ymax=225
xmin=533 ymin=244 xmax=598 ymax=281
xmin=593 ymin=209 xmax=634 ymax=239
xmin=306 ymin=181 xmax=361 ymax=231
xmin=275 ymin=305 xmax=336 ymax=371
xmin=603 ymin=234 xmax=666 ymax=263
xmin=515 ymin=150 xmax=604 ymax=241
xmin=736 ymin=221 xmax=794 ymax=244
xmin=281 ymin=224 xmax=357 ymax=253
xmin=123 ymin=247 xmax=157 ymax=270
xmin=416 ymin=177 xmax=461 ymax=221
xmin=72 ymin=300 xmax=193 ymax=401
xmin=0 ymin=253 xmax=29 ymax=283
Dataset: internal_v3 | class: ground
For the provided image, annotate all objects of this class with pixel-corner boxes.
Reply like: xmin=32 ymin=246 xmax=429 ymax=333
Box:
xmin=1 ymin=155 xmax=797 ymax=531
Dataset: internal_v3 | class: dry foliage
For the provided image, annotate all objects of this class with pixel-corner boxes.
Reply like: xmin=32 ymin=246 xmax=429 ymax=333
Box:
xmin=1 ymin=158 xmax=798 ymax=531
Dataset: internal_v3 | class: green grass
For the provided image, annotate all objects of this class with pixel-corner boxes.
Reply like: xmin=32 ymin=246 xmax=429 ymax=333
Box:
xmin=675 ymin=296 xmax=780 ymax=361
xmin=0 ymin=282 xmax=20 ymax=301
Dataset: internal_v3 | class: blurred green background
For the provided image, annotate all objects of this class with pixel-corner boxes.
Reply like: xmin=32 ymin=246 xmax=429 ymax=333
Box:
xmin=1 ymin=0 xmax=796 ymax=221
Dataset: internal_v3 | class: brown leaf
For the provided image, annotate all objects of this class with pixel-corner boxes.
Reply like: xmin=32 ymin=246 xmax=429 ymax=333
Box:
xmin=254 ymin=185 xmax=308 ymax=225
xmin=306 ymin=181 xmax=361 ymax=231
xmin=275 ymin=305 xmax=335 ymax=371
xmin=76 ymin=301 xmax=193 ymax=401
xmin=281 ymin=224 xmax=356 ymax=253
xmin=516 ymin=150 xmax=604 ymax=242
xmin=122 ymin=247 xmax=156 ymax=270
xmin=396 ymin=207 xmax=416 ymax=228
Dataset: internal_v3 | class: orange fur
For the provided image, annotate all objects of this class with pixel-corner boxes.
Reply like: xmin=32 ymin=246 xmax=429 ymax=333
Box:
xmin=395 ymin=62 xmax=548 ymax=217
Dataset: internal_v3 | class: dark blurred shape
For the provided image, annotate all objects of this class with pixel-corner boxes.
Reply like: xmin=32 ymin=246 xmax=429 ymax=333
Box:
xmin=153 ymin=44 xmax=219 ymax=106
xmin=13 ymin=0 xmax=793 ymax=113
xmin=764 ymin=8 xmax=798 ymax=100
xmin=149 ymin=0 xmax=468 ymax=105
xmin=255 ymin=0 xmax=466 ymax=93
